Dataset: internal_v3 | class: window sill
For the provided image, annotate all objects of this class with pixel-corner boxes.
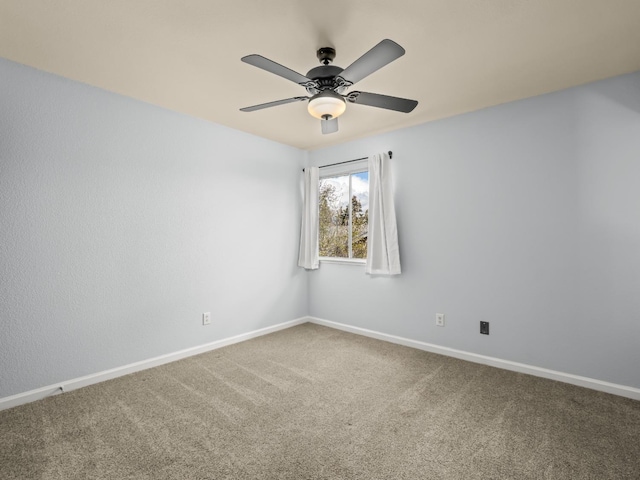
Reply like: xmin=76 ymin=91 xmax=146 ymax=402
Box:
xmin=319 ymin=257 xmax=366 ymax=266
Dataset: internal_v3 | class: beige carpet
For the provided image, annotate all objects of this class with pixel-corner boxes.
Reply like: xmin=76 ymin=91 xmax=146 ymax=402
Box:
xmin=1 ymin=323 xmax=639 ymax=479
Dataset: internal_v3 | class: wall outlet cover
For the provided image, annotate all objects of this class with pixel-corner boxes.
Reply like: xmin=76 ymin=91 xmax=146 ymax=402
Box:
xmin=480 ymin=321 xmax=489 ymax=335
xmin=436 ymin=313 xmax=445 ymax=327
xmin=203 ymin=312 xmax=211 ymax=325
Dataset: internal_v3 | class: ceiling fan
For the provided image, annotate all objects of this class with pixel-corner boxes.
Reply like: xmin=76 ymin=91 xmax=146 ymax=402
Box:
xmin=240 ymin=39 xmax=418 ymax=134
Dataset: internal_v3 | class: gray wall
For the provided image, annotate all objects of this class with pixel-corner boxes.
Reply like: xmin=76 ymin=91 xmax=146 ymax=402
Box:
xmin=309 ymin=72 xmax=640 ymax=389
xmin=0 ymin=59 xmax=307 ymax=398
xmin=2 ymin=55 xmax=638 ymax=399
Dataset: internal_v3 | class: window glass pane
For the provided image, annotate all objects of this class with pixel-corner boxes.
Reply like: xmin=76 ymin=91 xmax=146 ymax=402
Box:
xmin=319 ymin=176 xmax=349 ymax=258
xmin=319 ymin=170 xmax=369 ymax=260
xmin=351 ymin=171 xmax=369 ymax=259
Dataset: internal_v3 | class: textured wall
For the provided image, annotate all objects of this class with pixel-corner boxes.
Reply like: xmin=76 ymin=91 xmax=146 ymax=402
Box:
xmin=308 ymin=72 xmax=640 ymax=389
xmin=0 ymin=59 xmax=307 ymax=398
xmin=2 ymin=55 xmax=639 ymax=399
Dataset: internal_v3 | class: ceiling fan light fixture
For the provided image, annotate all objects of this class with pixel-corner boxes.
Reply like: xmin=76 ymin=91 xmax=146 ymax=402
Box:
xmin=307 ymin=90 xmax=346 ymax=120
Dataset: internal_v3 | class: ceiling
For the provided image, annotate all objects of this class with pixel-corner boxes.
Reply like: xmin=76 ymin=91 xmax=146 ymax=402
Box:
xmin=1 ymin=1 xmax=639 ymax=150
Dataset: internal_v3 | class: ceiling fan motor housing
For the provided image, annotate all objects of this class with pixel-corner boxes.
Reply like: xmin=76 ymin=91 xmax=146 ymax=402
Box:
xmin=305 ymin=47 xmax=352 ymax=95
xmin=305 ymin=65 xmax=345 ymax=93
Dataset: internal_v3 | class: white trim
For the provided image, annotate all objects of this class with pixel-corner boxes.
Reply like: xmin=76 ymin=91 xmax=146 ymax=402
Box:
xmin=0 ymin=317 xmax=308 ymax=411
xmin=319 ymin=257 xmax=366 ymax=266
xmin=308 ymin=316 xmax=640 ymax=401
xmin=4 ymin=315 xmax=637 ymax=411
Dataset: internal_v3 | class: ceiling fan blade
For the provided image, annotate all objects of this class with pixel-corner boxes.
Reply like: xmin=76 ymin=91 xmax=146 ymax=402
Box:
xmin=338 ymin=39 xmax=405 ymax=85
xmin=347 ymin=91 xmax=418 ymax=113
xmin=240 ymin=97 xmax=308 ymax=112
xmin=321 ymin=117 xmax=339 ymax=135
xmin=241 ymin=54 xmax=311 ymax=85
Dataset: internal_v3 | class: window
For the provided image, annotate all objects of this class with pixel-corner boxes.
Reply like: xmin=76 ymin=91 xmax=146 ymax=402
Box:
xmin=318 ymin=162 xmax=369 ymax=261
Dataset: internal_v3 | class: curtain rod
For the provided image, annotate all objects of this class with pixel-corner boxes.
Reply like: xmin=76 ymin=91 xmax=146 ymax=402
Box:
xmin=303 ymin=151 xmax=392 ymax=172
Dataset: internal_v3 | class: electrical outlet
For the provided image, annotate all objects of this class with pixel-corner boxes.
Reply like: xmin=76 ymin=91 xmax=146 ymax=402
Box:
xmin=480 ymin=321 xmax=489 ymax=335
xmin=436 ymin=313 xmax=445 ymax=327
xmin=202 ymin=312 xmax=211 ymax=325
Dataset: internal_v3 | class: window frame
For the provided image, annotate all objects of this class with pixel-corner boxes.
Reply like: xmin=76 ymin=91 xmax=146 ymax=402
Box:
xmin=318 ymin=160 xmax=369 ymax=265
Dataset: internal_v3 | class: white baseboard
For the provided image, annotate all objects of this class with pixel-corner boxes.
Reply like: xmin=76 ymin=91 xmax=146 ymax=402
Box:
xmin=0 ymin=317 xmax=308 ymax=411
xmin=308 ymin=316 xmax=640 ymax=401
xmin=4 ymin=315 xmax=638 ymax=411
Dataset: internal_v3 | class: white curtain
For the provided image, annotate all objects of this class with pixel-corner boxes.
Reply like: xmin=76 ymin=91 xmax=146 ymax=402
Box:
xmin=366 ymin=152 xmax=401 ymax=275
xmin=298 ymin=166 xmax=319 ymax=270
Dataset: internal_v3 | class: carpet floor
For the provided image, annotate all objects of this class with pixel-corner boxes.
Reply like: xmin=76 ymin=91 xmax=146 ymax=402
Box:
xmin=1 ymin=323 xmax=639 ymax=479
